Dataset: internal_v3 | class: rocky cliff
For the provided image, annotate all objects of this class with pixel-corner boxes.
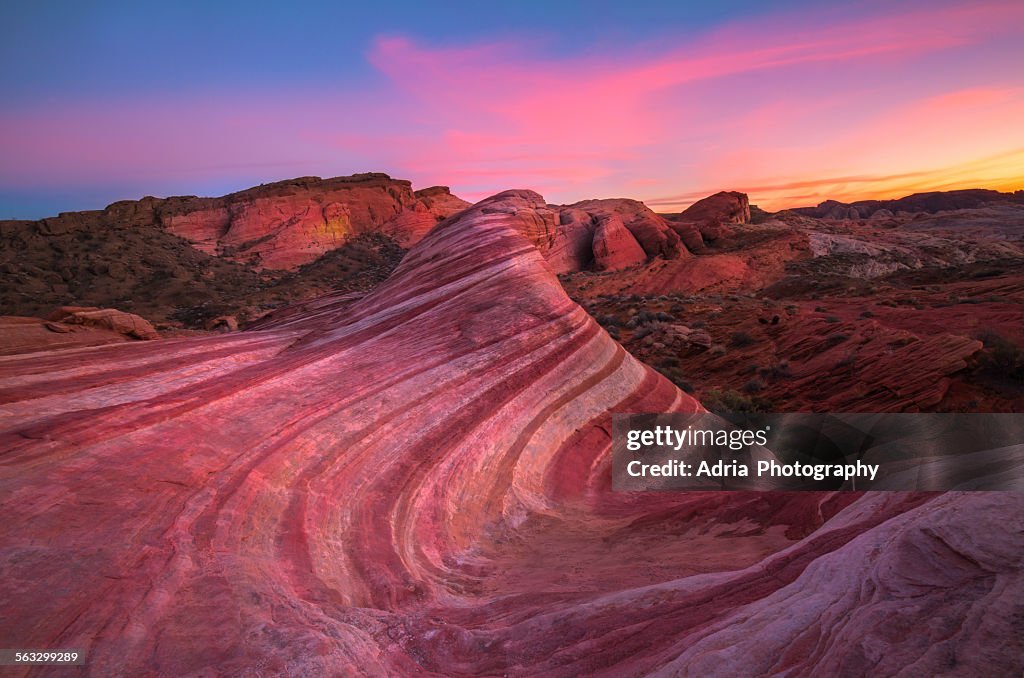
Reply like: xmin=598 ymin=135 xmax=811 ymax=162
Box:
xmin=2 ymin=173 xmax=469 ymax=272
xmin=158 ymin=174 xmax=468 ymax=269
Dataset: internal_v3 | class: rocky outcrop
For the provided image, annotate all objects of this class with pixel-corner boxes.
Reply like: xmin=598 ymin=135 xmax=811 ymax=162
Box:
xmin=591 ymin=214 xmax=648 ymax=271
xmin=679 ymin=190 xmax=752 ymax=225
xmin=0 ymin=190 xmax=1019 ymax=675
xmin=375 ymin=185 xmax=474 ymax=248
xmin=544 ymin=208 xmax=598 ymax=274
xmin=661 ymin=190 xmax=751 ymax=244
xmin=569 ymin=198 xmax=685 ymax=260
xmin=538 ymin=198 xmax=689 ymax=274
xmin=0 ymin=315 xmax=132 ymax=355
xmin=157 ymin=174 xmax=469 ymax=269
xmin=47 ymin=305 xmax=160 ymax=340
xmin=3 ymin=174 xmax=468 ymax=272
xmin=0 ymin=307 xmax=159 ymax=356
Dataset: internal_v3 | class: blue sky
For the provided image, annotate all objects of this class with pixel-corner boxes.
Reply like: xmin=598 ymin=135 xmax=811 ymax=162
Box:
xmin=2 ymin=0 xmax=1022 ymax=218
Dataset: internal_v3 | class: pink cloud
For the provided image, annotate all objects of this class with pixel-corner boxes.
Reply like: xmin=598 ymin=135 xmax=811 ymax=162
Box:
xmin=1 ymin=0 xmax=1022 ymax=212
xmin=352 ymin=0 xmax=1024 ymax=206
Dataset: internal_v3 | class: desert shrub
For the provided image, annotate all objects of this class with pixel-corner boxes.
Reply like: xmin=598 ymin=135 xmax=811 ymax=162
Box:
xmin=742 ymin=378 xmax=766 ymax=394
xmin=657 ymin=366 xmax=694 ymax=393
xmin=824 ymin=333 xmax=850 ymax=347
xmin=596 ymin=314 xmax=620 ymax=327
xmin=976 ymin=331 xmax=1024 ymax=380
xmin=634 ymin=323 xmax=667 ymax=341
xmin=825 ymin=316 xmax=840 ymax=324
xmin=859 ymin=310 xmax=875 ymax=318
xmin=814 ymin=306 xmax=828 ymax=313
xmin=633 ymin=326 xmax=652 ymax=340
xmin=730 ymin=331 xmax=756 ymax=347
xmin=704 ymin=389 xmax=774 ymax=414
xmin=759 ymin=360 xmax=792 ymax=379
xmin=835 ymin=354 xmax=856 ymax=368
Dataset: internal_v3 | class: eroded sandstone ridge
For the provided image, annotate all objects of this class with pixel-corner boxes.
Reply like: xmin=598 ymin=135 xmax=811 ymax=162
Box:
xmin=1 ymin=173 xmax=468 ymax=275
xmin=0 ymin=191 xmax=1021 ymax=675
xmin=159 ymin=174 xmax=468 ymax=269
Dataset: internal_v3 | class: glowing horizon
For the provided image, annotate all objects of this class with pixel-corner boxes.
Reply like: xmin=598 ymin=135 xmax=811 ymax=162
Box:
xmin=1 ymin=0 xmax=1022 ymax=218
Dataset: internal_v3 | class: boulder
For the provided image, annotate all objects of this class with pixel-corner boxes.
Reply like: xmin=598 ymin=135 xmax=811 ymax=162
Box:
xmin=680 ymin=190 xmax=751 ymax=225
xmin=592 ymin=214 xmax=648 ymax=271
xmin=48 ymin=306 xmax=160 ymax=340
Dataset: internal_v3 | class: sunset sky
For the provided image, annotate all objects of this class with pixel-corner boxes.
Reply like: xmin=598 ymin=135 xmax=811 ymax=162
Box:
xmin=2 ymin=0 xmax=1023 ymax=218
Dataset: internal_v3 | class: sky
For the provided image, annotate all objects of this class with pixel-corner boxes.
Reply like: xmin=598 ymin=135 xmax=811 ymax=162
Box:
xmin=1 ymin=0 xmax=1023 ymax=219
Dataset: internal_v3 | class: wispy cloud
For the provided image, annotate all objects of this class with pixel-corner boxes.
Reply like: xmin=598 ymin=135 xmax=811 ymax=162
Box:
xmin=1 ymin=0 xmax=1022 ymax=216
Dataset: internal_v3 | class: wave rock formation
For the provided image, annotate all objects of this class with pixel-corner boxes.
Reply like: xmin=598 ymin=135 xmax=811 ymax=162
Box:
xmin=1 ymin=191 xmax=1020 ymax=676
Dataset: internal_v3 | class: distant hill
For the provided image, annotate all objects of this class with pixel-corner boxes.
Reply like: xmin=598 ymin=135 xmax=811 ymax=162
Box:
xmin=794 ymin=188 xmax=1024 ymax=219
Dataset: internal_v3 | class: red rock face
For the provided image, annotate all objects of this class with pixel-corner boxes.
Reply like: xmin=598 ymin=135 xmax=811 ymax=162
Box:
xmin=158 ymin=174 xmax=470 ymax=270
xmin=4 ymin=174 xmax=470 ymax=274
xmin=569 ymin=198 xmax=686 ymax=261
xmin=663 ymin=190 xmax=751 ymax=244
xmin=0 ymin=316 xmax=131 ymax=355
xmin=47 ymin=306 xmax=160 ymax=340
xmin=0 ymin=191 xmax=1020 ymax=675
xmin=544 ymin=208 xmax=598 ymax=273
xmin=591 ymin=214 xmax=648 ymax=271
xmin=538 ymin=198 xmax=690 ymax=274
xmin=0 ymin=307 xmax=159 ymax=357
xmin=678 ymin=190 xmax=752 ymax=225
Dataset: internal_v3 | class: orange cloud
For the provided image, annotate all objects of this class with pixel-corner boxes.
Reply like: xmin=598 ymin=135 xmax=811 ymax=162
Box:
xmin=358 ymin=1 xmax=1024 ymax=208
